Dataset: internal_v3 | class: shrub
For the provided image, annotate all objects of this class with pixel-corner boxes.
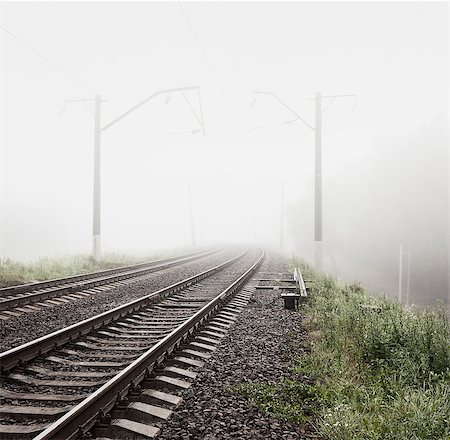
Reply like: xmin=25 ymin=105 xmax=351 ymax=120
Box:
xmin=239 ymin=258 xmax=450 ymax=439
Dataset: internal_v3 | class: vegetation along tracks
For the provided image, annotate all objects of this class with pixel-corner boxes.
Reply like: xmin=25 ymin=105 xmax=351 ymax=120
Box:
xmin=0 ymin=247 xmax=264 ymax=439
xmin=0 ymin=249 xmax=219 ymax=317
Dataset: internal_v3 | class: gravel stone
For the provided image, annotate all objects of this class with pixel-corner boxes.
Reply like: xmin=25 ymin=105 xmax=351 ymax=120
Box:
xmin=158 ymin=252 xmax=320 ymax=440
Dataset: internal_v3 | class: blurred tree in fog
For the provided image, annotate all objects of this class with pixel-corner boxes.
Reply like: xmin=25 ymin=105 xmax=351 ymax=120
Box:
xmin=287 ymin=116 xmax=448 ymax=305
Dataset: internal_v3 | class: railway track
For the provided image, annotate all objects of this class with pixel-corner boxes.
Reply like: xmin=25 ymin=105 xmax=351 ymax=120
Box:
xmin=0 ymin=247 xmax=264 ymax=439
xmin=0 ymin=249 xmax=218 ymax=318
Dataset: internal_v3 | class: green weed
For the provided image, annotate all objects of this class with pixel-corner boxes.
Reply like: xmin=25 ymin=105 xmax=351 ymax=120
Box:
xmin=230 ymin=380 xmax=322 ymax=423
xmin=0 ymin=252 xmax=170 ymax=287
xmin=235 ymin=258 xmax=450 ymax=439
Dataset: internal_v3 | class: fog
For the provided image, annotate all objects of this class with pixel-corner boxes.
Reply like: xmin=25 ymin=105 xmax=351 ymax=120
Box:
xmin=1 ymin=1 xmax=448 ymax=305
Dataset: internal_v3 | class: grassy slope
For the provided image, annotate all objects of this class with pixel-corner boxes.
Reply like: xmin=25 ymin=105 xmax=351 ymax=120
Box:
xmin=233 ymin=262 xmax=450 ymax=440
xmin=0 ymin=251 xmax=178 ymax=288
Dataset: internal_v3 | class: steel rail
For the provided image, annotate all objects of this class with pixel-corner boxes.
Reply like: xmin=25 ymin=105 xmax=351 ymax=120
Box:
xmin=0 ymin=249 xmax=219 ymax=312
xmin=35 ymin=248 xmax=264 ymax=440
xmin=0 ymin=249 xmax=246 ymax=373
xmin=0 ymin=249 xmax=215 ymax=296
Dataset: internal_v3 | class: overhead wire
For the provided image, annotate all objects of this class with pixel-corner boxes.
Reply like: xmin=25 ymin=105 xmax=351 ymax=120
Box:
xmin=177 ymin=1 xmax=223 ymax=91
xmin=44 ymin=3 xmax=119 ymax=70
xmin=322 ymin=97 xmax=336 ymax=114
xmin=207 ymin=4 xmax=314 ymax=135
xmin=41 ymin=3 xmax=127 ymax=116
xmin=0 ymin=24 xmax=95 ymax=95
xmin=45 ymin=3 xmax=91 ymax=42
xmin=385 ymin=2 xmax=428 ymax=63
xmin=179 ymin=89 xmax=203 ymax=126
xmin=177 ymin=2 xmax=251 ymax=138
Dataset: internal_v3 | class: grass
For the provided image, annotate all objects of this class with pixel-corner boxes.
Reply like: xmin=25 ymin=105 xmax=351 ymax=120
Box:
xmin=230 ymin=380 xmax=322 ymax=424
xmin=232 ymin=261 xmax=450 ymax=440
xmin=0 ymin=250 xmax=181 ymax=288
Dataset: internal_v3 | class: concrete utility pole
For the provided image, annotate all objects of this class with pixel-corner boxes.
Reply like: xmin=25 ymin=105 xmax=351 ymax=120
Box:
xmin=187 ymin=182 xmax=196 ymax=248
xmin=314 ymin=92 xmax=323 ymax=270
xmin=398 ymin=244 xmax=404 ymax=303
xmin=66 ymin=86 xmax=203 ymax=261
xmin=314 ymin=92 xmax=322 ymax=242
xmin=406 ymin=243 xmax=411 ymax=305
xmin=252 ymin=91 xmax=355 ymax=271
xmin=60 ymin=97 xmax=105 ymax=261
xmin=280 ymin=182 xmax=285 ymax=251
xmin=398 ymin=243 xmax=412 ymax=305
xmin=253 ymin=201 xmax=257 ymax=244
xmin=92 ymin=95 xmax=102 ymax=260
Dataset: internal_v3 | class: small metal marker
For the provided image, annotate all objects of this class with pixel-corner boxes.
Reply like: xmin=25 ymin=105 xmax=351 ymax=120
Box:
xmin=281 ymin=268 xmax=307 ymax=310
xmin=295 ymin=268 xmax=308 ymax=297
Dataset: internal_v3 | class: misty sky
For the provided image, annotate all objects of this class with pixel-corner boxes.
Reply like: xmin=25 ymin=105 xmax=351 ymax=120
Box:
xmin=0 ymin=1 xmax=448 ymax=301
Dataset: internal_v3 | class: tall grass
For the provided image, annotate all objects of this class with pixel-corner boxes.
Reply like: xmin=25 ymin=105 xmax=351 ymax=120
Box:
xmin=233 ymin=261 xmax=450 ymax=439
xmin=296 ymin=263 xmax=450 ymax=440
xmin=0 ymin=253 xmax=159 ymax=287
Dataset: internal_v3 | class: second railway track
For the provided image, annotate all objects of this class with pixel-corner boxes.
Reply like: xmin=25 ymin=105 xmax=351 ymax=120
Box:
xmin=0 ymin=247 xmax=263 ymax=439
xmin=0 ymin=249 xmax=218 ymax=316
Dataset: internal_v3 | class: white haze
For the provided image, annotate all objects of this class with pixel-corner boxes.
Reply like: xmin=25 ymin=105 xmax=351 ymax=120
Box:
xmin=0 ymin=1 xmax=448 ymax=304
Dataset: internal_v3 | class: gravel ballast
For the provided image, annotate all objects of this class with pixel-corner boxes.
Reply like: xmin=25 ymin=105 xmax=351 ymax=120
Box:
xmin=158 ymin=252 xmax=318 ymax=440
